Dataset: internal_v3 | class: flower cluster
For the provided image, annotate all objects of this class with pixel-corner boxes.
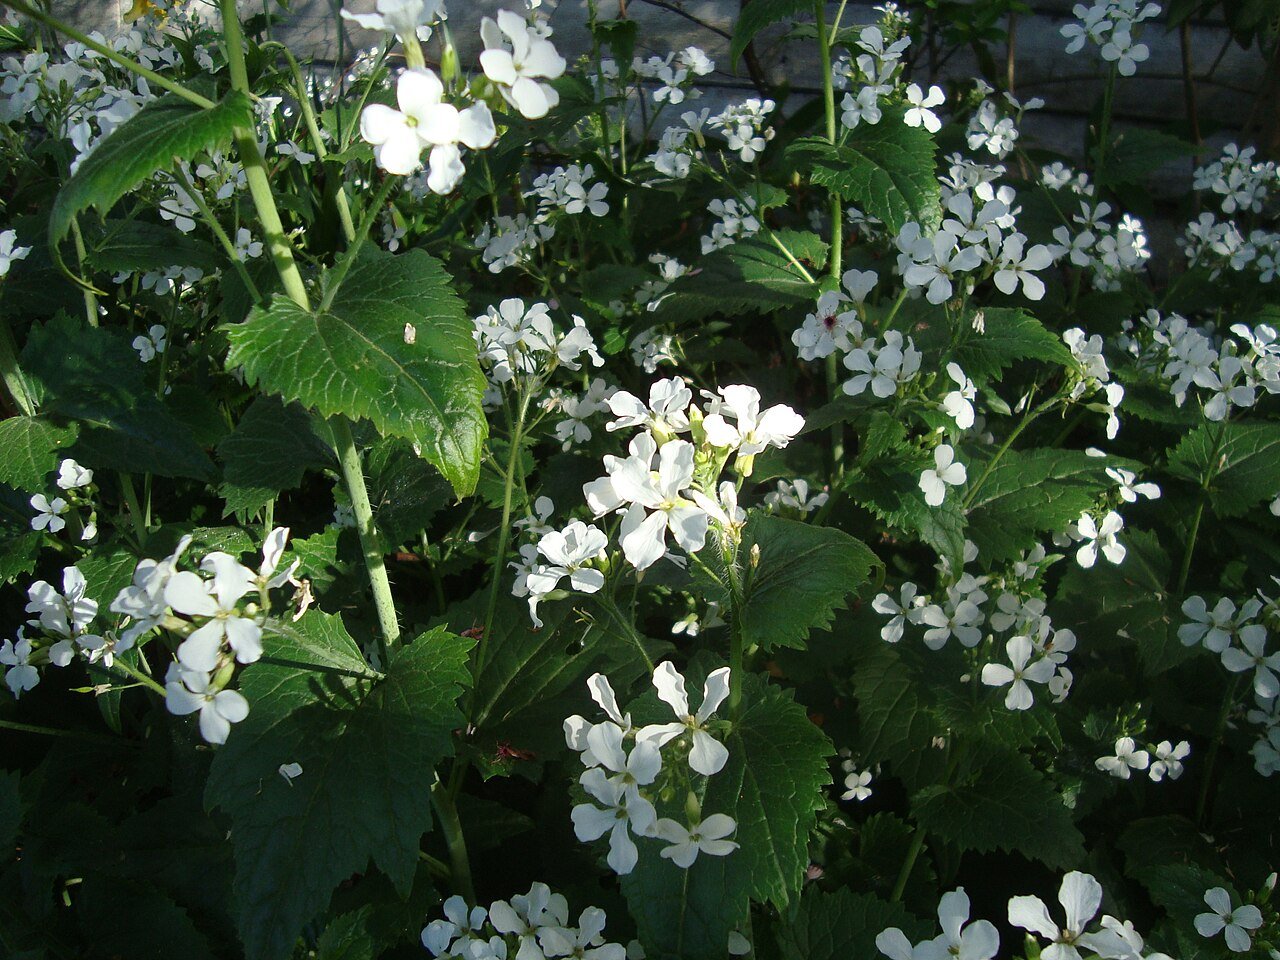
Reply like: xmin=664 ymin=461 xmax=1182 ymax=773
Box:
xmin=1095 ymin=736 xmax=1191 ymax=782
xmin=707 ymin=97 xmax=775 ymax=163
xmin=526 ymin=163 xmax=610 ymax=219
xmin=422 ymin=885 xmax=628 ymax=960
xmin=565 ymin=665 xmax=738 ymax=874
xmin=1061 ymin=0 xmax=1161 ymax=76
xmin=29 ymin=458 xmax=98 ymax=542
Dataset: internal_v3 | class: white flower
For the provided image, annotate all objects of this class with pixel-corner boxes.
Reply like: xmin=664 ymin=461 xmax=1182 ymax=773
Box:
xmin=110 ymin=535 xmax=193 ymax=644
xmin=916 ymin=888 xmax=1000 ymax=960
xmin=1095 ymin=737 xmax=1150 ymax=780
xmin=841 ymin=768 xmax=873 ymax=801
xmin=422 ymin=895 xmax=489 ymax=956
xmin=0 ymin=633 xmax=39 ymax=698
xmin=164 ymin=663 xmax=250 ymax=745
xmin=764 ymin=478 xmax=828 ymax=514
xmin=637 ymin=662 xmax=732 ymax=775
xmin=611 ymin=440 xmax=709 ymax=570
xmin=903 ymin=83 xmax=945 ymax=133
xmin=701 ymin=385 xmax=804 ymax=457
xmin=919 ymin=445 xmax=967 ymax=507
xmin=360 ymin=68 xmax=496 ymax=187
xmin=571 ymin=767 xmax=657 ymax=875
xmin=538 ymin=907 xmax=625 ymax=960
xmin=164 ymin=553 xmax=262 ymax=671
xmin=258 ymin=527 xmax=300 ymax=590
xmin=25 ymin=565 xmax=97 ymax=640
xmin=0 ymin=228 xmax=31 ymax=276
xmin=652 ymin=814 xmax=739 ymax=868
xmin=340 ymin=0 xmax=444 ymax=42
xmin=1221 ymin=625 xmax=1280 ymax=700
xmin=941 ymin=363 xmax=976 ymax=429
xmin=233 ymin=227 xmax=263 ymax=260
xmin=55 ymin=458 xmax=93 ymax=491
xmin=1148 ymin=740 xmax=1190 ymax=782
xmin=994 ymin=233 xmax=1054 ymax=301
xmin=525 ymin=521 xmax=608 ymax=626
xmin=1075 ymin=511 xmax=1125 ymax=568
xmin=1194 ymin=887 xmax=1263 ymax=953
xmin=132 ymin=324 xmax=167 ymax=363
xmin=606 ymin=377 xmax=691 ymax=437
xmin=1105 ymin=466 xmax=1160 ymax=502
xmin=872 ymin=582 xmax=923 ymax=642
xmin=278 ymin=761 xmax=303 ymax=784
xmin=479 ymin=9 xmax=566 ymax=119
xmin=981 ymin=635 xmax=1055 ymax=710
xmin=844 ymin=331 xmax=922 ymax=397
xmin=841 ymin=86 xmax=884 ymax=128
xmin=29 ymin=493 xmax=69 ymax=532
xmin=1007 ymin=871 xmax=1125 ymax=960
xmin=1178 ymin=595 xmax=1242 ymax=652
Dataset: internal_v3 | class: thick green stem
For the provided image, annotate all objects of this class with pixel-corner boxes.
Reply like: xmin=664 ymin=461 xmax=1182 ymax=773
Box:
xmin=70 ymin=218 xmax=100 ymax=326
xmin=814 ymin=0 xmax=843 ymax=286
xmin=723 ymin=543 xmax=746 ymax=721
xmin=220 ymin=0 xmax=310 ymax=311
xmin=332 ymin=418 xmax=401 ymax=662
xmin=2 ymin=0 xmax=215 ymax=107
xmin=430 ymin=781 xmax=476 ymax=903
xmin=891 ymin=827 xmax=926 ymax=902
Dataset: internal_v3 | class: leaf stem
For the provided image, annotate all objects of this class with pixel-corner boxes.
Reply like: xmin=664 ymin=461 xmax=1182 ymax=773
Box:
xmin=961 ymin=392 xmax=1051 ymax=508
xmin=112 ymin=655 xmax=166 ymax=696
xmin=430 ymin=781 xmax=476 ymax=903
xmin=890 ymin=826 xmax=926 ymax=902
xmin=258 ymin=654 xmax=383 ymax=682
xmin=331 ymin=417 xmax=400 ymax=662
xmin=0 ymin=718 xmax=125 ymax=744
xmin=0 ymin=0 xmax=215 ymax=108
xmin=319 ymin=174 xmax=398 ymax=313
xmin=1176 ymin=420 xmax=1226 ymax=596
xmin=69 ymin=218 xmax=100 ymax=326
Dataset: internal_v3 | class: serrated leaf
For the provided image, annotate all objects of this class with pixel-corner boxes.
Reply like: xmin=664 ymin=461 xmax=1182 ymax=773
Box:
xmin=965 ymin=449 xmax=1114 ymax=561
xmin=21 ymin=313 xmax=214 ymax=481
xmin=785 ymin=120 xmax=940 ymax=233
xmin=205 ymin=613 xmax=473 ymax=960
xmin=622 ymin=674 xmax=831 ymax=959
xmin=366 ymin=438 xmax=450 ymax=547
xmin=911 ymin=741 xmax=1084 ymax=869
xmin=953 ymin=308 xmax=1075 ymax=380
xmin=729 ymin=0 xmax=810 ymax=64
xmin=1166 ymin=421 xmax=1280 ymax=518
xmin=49 ymin=91 xmax=252 ymax=269
xmin=852 ymin=638 xmax=944 ymax=791
xmin=737 ymin=513 xmax=879 ymax=651
xmin=225 ymin=249 xmax=487 ymax=496
xmin=653 ymin=237 xmax=820 ymax=323
xmin=774 ymin=888 xmax=930 ymax=960
xmin=85 ymin=219 xmax=220 ymax=274
xmin=217 ymin=396 xmax=334 ymax=517
xmin=0 ymin=417 xmax=78 ymax=492
xmin=843 ymin=462 xmax=965 ymax=568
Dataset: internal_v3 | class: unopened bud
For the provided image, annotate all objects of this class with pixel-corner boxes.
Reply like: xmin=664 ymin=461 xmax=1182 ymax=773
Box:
xmin=211 ymin=659 xmax=237 ymax=691
xmin=684 ymin=790 xmax=702 ymax=824
xmin=749 ymin=543 xmax=761 ymax=568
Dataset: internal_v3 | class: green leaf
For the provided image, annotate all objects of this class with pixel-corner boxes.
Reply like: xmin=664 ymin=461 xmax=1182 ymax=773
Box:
xmin=774 ymin=888 xmax=930 ymax=960
xmin=953 ymin=308 xmax=1075 ymax=380
xmin=1167 ymin=422 xmax=1280 ymax=518
xmin=911 ymin=741 xmax=1085 ymax=869
xmin=1098 ymin=128 xmax=1201 ymax=189
xmin=852 ymin=638 xmax=944 ymax=791
xmin=205 ymin=613 xmax=473 ymax=960
xmin=0 ymin=417 xmax=78 ymax=492
xmin=316 ymin=907 xmax=378 ymax=960
xmin=49 ymin=91 xmax=252 ymax=269
xmin=225 ymin=249 xmax=487 ymax=496
xmin=729 ymin=0 xmax=809 ymax=64
xmin=217 ymin=396 xmax=334 ymax=516
xmin=784 ymin=120 xmax=941 ymax=233
xmin=736 ymin=513 xmax=880 ymax=651
xmin=85 ymin=219 xmax=220 ymax=275
xmin=623 ymin=674 xmax=831 ymax=959
xmin=366 ymin=438 xmax=450 ymax=547
xmin=653 ymin=236 xmax=820 ymax=323
xmin=843 ymin=462 xmax=966 ymax=569
xmin=965 ymin=449 xmax=1114 ymax=562
xmin=21 ymin=313 xmax=214 ymax=481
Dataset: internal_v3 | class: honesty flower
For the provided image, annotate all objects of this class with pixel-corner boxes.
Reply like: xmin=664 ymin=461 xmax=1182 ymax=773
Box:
xmin=1148 ymin=740 xmax=1190 ymax=782
xmin=1221 ymin=625 xmax=1280 ymax=700
xmin=919 ymin=444 xmax=967 ymax=507
xmin=903 ymin=83 xmax=945 ymax=133
xmin=636 ymin=662 xmax=731 ymax=775
xmin=981 ymin=635 xmax=1054 ymax=710
xmin=652 ymin=814 xmax=738 ymax=868
xmin=1194 ymin=887 xmax=1263 ymax=953
xmin=0 ymin=632 xmax=39 ymax=698
xmin=340 ymin=0 xmax=444 ymax=42
xmin=537 ymin=907 xmax=626 ymax=960
xmin=612 ymin=440 xmax=709 ymax=570
xmin=1008 ymin=871 xmax=1127 ymax=960
xmin=479 ymin=9 xmax=566 ymax=119
xmin=29 ymin=493 xmax=68 ymax=533
xmin=1178 ymin=595 xmax=1242 ymax=652
xmin=941 ymin=363 xmax=977 ymax=429
xmin=164 ymin=663 xmax=250 ymax=745
xmin=1095 ymin=737 xmax=1150 ymax=780
xmin=165 ymin=553 xmax=262 ymax=671
xmin=872 ymin=582 xmax=924 ymax=642
xmin=25 ymin=565 xmax=97 ymax=640
xmin=1074 ymin=511 xmax=1125 ymax=568
xmin=701 ymin=384 xmax=804 ymax=457
xmin=0 ymin=228 xmax=31 ymax=276
xmin=606 ymin=377 xmax=692 ymax=437
xmin=897 ymin=888 xmax=1000 ymax=960
xmin=841 ymin=768 xmax=873 ymax=801
xmin=571 ymin=767 xmax=657 ymax=875
xmin=422 ymin=895 xmax=489 ymax=957
xmin=55 ymin=458 xmax=93 ymax=491
xmin=132 ymin=323 xmax=167 ymax=362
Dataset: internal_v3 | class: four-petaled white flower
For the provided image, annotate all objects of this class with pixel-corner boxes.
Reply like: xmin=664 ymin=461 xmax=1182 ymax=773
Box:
xmin=903 ymin=83 xmax=945 ymax=132
xmin=1194 ymin=887 xmax=1263 ymax=954
xmin=701 ymin=385 xmax=804 ymax=457
xmin=1074 ymin=511 xmax=1125 ymax=568
xmin=1148 ymin=740 xmax=1190 ymax=782
xmin=0 ymin=632 xmax=39 ymax=698
xmin=132 ymin=324 xmax=167 ymax=363
xmin=872 ymin=582 xmax=923 ymax=642
xmin=29 ymin=493 xmax=69 ymax=533
xmin=571 ymin=766 xmax=658 ymax=875
xmin=422 ymin=895 xmax=489 ymax=957
xmin=941 ymin=362 xmax=976 ymax=429
xmin=653 ymin=813 xmax=739 ymax=868
xmin=56 ymin=458 xmax=93 ymax=491
xmin=1095 ymin=737 xmax=1149 ymax=780
xmin=0 ymin=228 xmax=31 ymax=277
xmin=612 ymin=440 xmax=709 ymax=570
xmin=606 ymin=377 xmax=691 ymax=437
xmin=165 ymin=552 xmax=262 ymax=670
xmin=479 ymin=9 xmax=567 ymax=119
xmin=1221 ymin=624 xmax=1280 ymax=700
xmin=981 ymin=635 xmax=1055 ymax=710
xmin=164 ymin=662 xmax=250 ymax=745
xmin=841 ymin=768 xmax=873 ymax=801
xmin=1178 ymin=595 xmax=1241 ymax=652
xmin=994 ymin=234 xmax=1054 ymax=300
xmin=919 ymin=444 xmax=967 ymax=507
xmin=1008 ymin=871 xmax=1128 ymax=960
xmin=637 ymin=662 xmax=732 ymax=775
xmin=341 ymin=0 xmax=444 ymax=42
xmin=525 ymin=521 xmax=609 ymax=625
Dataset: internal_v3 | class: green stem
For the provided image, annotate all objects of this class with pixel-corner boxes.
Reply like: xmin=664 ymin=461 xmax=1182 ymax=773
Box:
xmin=1095 ymin=66 xmax=1117 ymax=176
xmin=891 ymin=827 xmax=926 ymax=902
xmin=430 ymin=781 xmax=476 ymax=903
xmin=118 ymin=474 xmax=148 ymax=548
xmin=1195 ymin=675 xmax=1242 ymax=827
xmin=320 ymin=175 xmax=398 ymax=312
xmin=477 ymin=389 xmax=534 ymax=699
xmin=826 ymin=353 xmax=844 ymax=475
xmin=0 ymin=718 xmax=124 ymax=744
xmin=69 ymin=218 xmax=100 ymax=326
xmin=170 ymin=165 xmax=263 ymax=304
xmin=332 ymin=418 xmax=400 ymax=662
xmin=259 ymin=654 xmax=383 ymax=681
xmin=112 ymin=656 xmax=166 ymax=696
xmin=0 ymin=313 xmax=36 ymax=415
xmin=723 ymin=543 xmax=746 ymax=721
xmin=961 ymin=393 xmax=1051 ymax=508
xmin=271 ymin=43 xmax=358 ymax=243
xmin=220 ymin=0 xmax=310 ymax=311
xmin=814 ymin=0 xmax=843 ymax=286
xmin=1176 ymin=420 xmax=1225 ymax=595
xmin=1 ymin=0 xmax=215 ymax=108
